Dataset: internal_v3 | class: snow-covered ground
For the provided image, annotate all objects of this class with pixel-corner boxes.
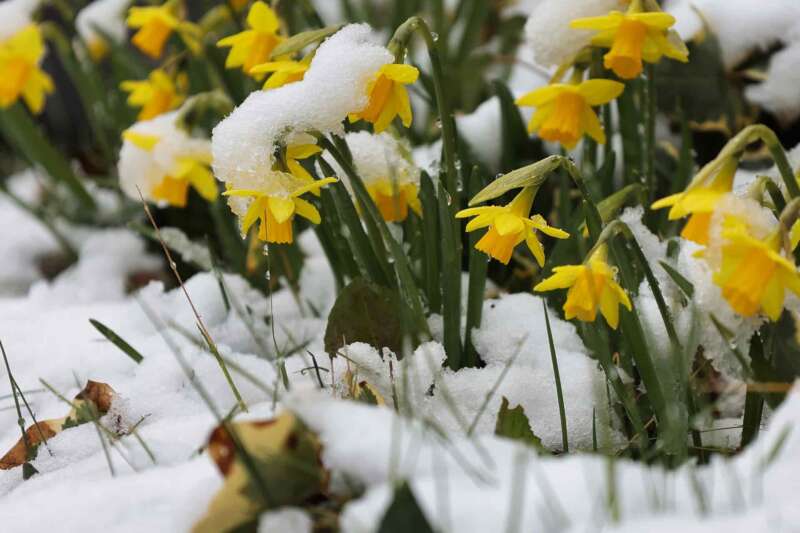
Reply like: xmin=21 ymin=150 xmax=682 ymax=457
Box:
xmin=0 ymin=173 xmax=798 ymax=532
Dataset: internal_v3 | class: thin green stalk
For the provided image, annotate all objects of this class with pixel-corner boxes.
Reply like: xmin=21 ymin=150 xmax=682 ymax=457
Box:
xmin=438 ymin=181 xmax=463 ymax=369
xmin=543 ymin=302 xmax=569 ymax=452
xmin=2 ymin=341 xmax=38 ymax=477
xmin=645 ymin=65 xmax=657 ymax=202
xmin=389 ymin=17 xmax=459 ymax=201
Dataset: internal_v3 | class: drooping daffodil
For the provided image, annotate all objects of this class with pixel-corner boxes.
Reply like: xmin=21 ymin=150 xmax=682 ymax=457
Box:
xmin=535 ymin=245 xmax=632 ymax=329
xmin=713 ymin=217 xmax=800 ymax=321
xmin=0 ymin=24 xmax=54 ymax=113
xmin=224 ymin=174 xmax=337 ymax=244
xmin=217 ymin=1 xmax=284 ymax=76
xmin=349 ymin=63 xmax=419 ymax=133
xmin=121 ymin=69 xmax=187 ymax=121
xmin=516 ymin=79 xmax=624 ymax=149
xmin=651 ymin=157 xmax=738 ymax=245
xmin=570 ymin=4 xmax=688 ymax=79
xmin=127 ymin=0 xmax=201 ymax=59
xmin=456 ymin=186 xmax=569 ymax=265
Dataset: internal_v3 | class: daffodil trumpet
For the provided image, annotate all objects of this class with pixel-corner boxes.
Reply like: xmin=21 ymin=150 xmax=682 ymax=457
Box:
xmin=223 ymin=176 xmax=337 ymax=244
xmin=570 ymin=2 xmax=688 ymax=80
xmin=456 ymin=186 xmax=569 ymax=265
xmin=535 ymin=244 xmax=632 ymax=329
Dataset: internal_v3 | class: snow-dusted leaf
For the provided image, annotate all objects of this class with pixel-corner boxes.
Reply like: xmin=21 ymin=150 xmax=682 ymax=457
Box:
xmin=494 ymin=396 xmax=544 ymax=451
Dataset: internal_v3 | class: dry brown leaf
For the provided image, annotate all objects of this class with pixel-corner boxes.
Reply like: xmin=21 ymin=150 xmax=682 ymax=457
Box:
xmin=0 ymin=380 xmax=116 ymax=470
xmin=193 ymin=412 xmax=328 ymax=533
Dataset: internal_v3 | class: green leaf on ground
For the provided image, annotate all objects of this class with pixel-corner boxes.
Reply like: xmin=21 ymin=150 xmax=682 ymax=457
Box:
xmin=377 ymin=482 xmax=434 ymax=533
xmin=495 ymin=396 xmax=544 ymax=451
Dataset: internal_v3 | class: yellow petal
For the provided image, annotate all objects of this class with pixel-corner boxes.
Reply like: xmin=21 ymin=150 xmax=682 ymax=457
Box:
xmin=294 ymin=197 xmax=321 ymax=224
xmin=247 ymin=1 xmax=280 ymax=33
xmin=577 ymin=79 xmax=625 ymax=106
xmin=267 ymin=196 xmax=296 ymax=224
xmin=381 ymin=64 xmax=419 ymax=84
xmin=534 ymin=266 xmax=586 ymax=292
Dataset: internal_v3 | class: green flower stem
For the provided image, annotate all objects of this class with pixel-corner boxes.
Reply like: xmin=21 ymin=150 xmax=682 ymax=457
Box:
xmin=389 ymin=16 xmax=459 ymax=203
xmin=645 ymin=65 xmax=657 ymax=202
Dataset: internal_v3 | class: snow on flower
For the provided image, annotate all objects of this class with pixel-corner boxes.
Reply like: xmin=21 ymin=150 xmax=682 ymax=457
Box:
xmin=212 ymin=24 xmax=394 ymax=226
xmin=75 ymin=0 xmax=131 ymax=61
xmin=523 ymin=0 xmax=624 ymax=67
xmin=118 ymin=110 xmax=217 ymax=207
xmin=325 ymin=131 xmax=422 ymax=222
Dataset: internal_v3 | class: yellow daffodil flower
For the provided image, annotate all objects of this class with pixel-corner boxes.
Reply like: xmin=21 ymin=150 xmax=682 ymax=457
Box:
xmin=250 ymin=57 xmax=310 ymax=90
xmin=571 ymin=8 xmax=688 ymax=79
xmin=516 ymin=79 xmax=624 ymax=149
xmin=456 ymin=187 xmax=569 ymax=265
xmin=534 ymin=245 xmax=632 ymax=329
xmin=651 ymin=157 xmax=737 ymax=245
xmin=217 ymin=1 xmax=284 ymax=76
xmin=0 ymin=25 xmax=54 ymax=113
xmin=122 ymin=130 xmax=218 ymax=207
xmin=120 ymin=69 xmax=187 ymax=120
xmin=224 ymin=174 xmax=337 ymax=244
xmin=366 ymin=181 xmax=422 ymax=223
xmin=713 ymin=217 xmax=800 ymax=321
xmin=127 ymin=1 xmax=200 ymax=59
xmin=349 ymin=63 xmax=419 ymax=133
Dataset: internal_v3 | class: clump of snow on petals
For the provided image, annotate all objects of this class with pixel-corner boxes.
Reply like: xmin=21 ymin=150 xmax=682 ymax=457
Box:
xmin=211 ymin=24 xmax=392 ymax=194
xmin=523 ymin=0 xmax=624 ymax=67
xmin=118 ymin=111 xmax=211 ymax=204
xmin=75 ymin=0 xmax=130 ymax=49
xmin=323 ymin=131 xmax=420 ymax=194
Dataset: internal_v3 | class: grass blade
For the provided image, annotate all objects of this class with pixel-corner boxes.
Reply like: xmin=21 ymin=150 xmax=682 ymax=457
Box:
xmin=89 ymin=319 xmax=144 ymax=364
xmin=543 ymin=302 xmax=569 ymax=452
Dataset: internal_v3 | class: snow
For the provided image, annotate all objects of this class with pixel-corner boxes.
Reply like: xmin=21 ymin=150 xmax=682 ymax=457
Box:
xmin=75 ymin=0 xmax=130 ymax=48
xmin=0 ymin=0 xmax=39 ymax=41
xmin=211 ymin=24 xmax=392 ymax=194
xmin=523 ymin=0 xmax=624 ymax=68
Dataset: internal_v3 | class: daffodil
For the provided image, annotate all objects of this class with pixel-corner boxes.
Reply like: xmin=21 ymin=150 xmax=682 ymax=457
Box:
xmin=571 ymin=7 xmax=688 ymax=79
xmin=127 ymin=1 xmax=200 ymax=59
xmin=0 ymin=25 xmax=54 ymax=113
xmin=366 ymin=181 xmax=421 ymax=223
xmin=122 ymin=130 xmax=217 ymax=207
xmin=217 ymin=1 xmax=284 ymax=76
xmin=456 ymin=187 xmax=569 ymax=265
xmin=535 ymin=245 xmax=632 ymax=329
xmin=118 ymin=111 xmax=217 ymax=207
xmin=712 ymin=217 xmax=800 ymax=321
xmin=651 ymin=157 xmax=738 ymax=245
xmin=224 ymin=174 xmax=337 ymax=244
xmin=250 ymin=57 xmax=310 ymax=90
xmin=76 ymin=0 xmax=130 ymax=62
xmin=349 ymin=63 xmax=419 ymax=133
xmin=121 ymin=69 xmax=186 ymax=120
xmin=516 ymin=79 xmax=624 ymax=149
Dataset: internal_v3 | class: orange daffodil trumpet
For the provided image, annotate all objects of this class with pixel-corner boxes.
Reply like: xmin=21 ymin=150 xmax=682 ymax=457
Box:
xmin=457 ymin=186 xmax=569 ymax=265
xmin=217 ymin=1 xmax=284 ymax=77
xmin=121 ymin=69 xmax=187 ymax=121
xmin=0 ymin=24 xmax=54 ymax=113
xmin=127 ymin=0 xmax=201 ymax=59
xmin=535 ymin=245 xmax=632 ymax=329
xmin=118 ymin=110 xmax=217 ymax=208
xmin=651 ymin=157 xmax=738 ymax=245
xmin=516 ymin=78 xmax=624 ymax=149
xmin=713 ymin=217 xmax=800 ymax=321
xmin=349 ymin=63 xmax=419 ymax=133
xmin=224 ymin=174 xmax=337 ymax=244
xmin=570 ymin=3 xmax=688 ymax=79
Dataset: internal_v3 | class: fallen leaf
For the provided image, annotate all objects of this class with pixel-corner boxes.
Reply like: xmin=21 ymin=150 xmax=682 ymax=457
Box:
xmin=0 ymin=380 xmax=116 ymax=470
xmin=193 ymin=412 xmax=328 ymax=533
